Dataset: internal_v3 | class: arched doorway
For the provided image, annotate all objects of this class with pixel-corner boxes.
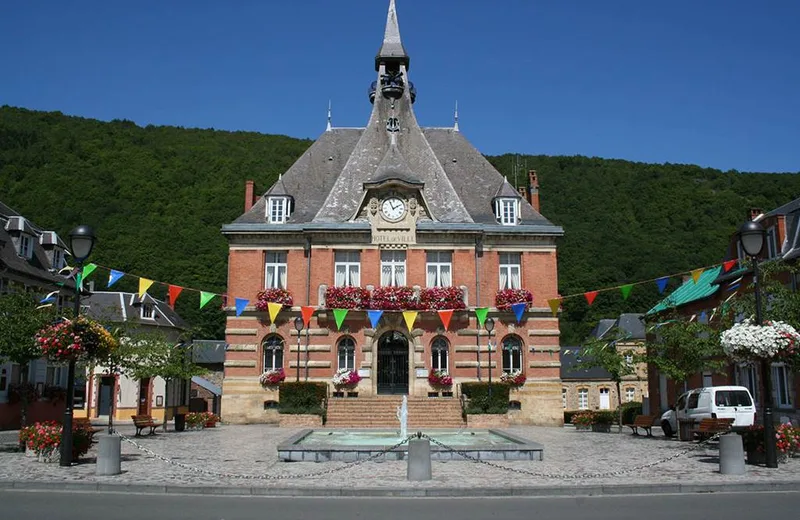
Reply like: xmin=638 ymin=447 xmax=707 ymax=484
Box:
xmin=377 ymin=331 xmax=409 ymax=395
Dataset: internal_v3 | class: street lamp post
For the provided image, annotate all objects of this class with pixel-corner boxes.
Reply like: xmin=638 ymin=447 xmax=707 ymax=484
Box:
xmin=60 ymin=225 xmax=96 ymax=467
xmin=294 ymin=317 xmax=303 ymax=382
xmin=485 ymin=317 xmax=495 ymax=398
xmin=739 ymin=220 xmax=777 ymax=469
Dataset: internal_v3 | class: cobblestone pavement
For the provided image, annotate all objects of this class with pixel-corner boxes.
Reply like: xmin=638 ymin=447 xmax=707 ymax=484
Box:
xmin=0 ymin=424 xmax=797 ymax=490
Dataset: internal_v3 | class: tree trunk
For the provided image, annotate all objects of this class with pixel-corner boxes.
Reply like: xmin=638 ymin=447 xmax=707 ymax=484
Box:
xmin=616 ymin=380 xmax=623 ymax=433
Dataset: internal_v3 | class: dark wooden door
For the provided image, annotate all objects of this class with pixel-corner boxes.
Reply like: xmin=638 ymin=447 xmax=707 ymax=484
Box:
xmin=377 ymin=333 xmax=408 ymax=395
xmin=138 ymin=378 xmax=151 ymax=415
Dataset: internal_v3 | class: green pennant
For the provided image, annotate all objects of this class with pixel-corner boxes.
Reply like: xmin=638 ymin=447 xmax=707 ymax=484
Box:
xmin=475 ymin=307 xmax=489 ymax=328
xmin=333 ymin=308 xmax=348 ymax=330
xmin=620 ymin=284 xmax=634 ymax=300
xmin=76 ymin=272 xmax=83 ymax=291
xmin=82 ymin=263 xmax=97 ymax=279
xmin=199 ymin=291 xmax=216 ymax=309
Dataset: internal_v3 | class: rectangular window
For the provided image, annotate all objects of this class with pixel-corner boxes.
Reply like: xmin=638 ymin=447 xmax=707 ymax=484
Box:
xmin=578 ymin=389 xmax=589 ymax=410
xmin=265 ymin=252 xmax=288 ymax=289
xmin=45 ymin=365 xmax=66 ymax=387
xmin=268 ymin=198 xmax=289 ymax=224
xmin=625 ymin=388 xmax=635 ymax=403
xmin=334 ymin=251 xmax=361 ymax=287
xmin=498 ymin=252 xmax=521 ymax=290
xmin=426 ymin=251 xmax=452 ymax=287
xmin=736 ymin=363 xmax=759 ymax=404
xmin=772 ymin=363 xmax=793 ymax=408
xmin=19 ymin=235 xmax=33 ymax=259
xmin=140 ymin=303 xmax=154 ymax=320
xmin=766 ymin=226 xmax=778 ymax=259
xmin=52 ymin=249 xmax=64 ymax=270
xmin=380 ymin=250 xmax=406 ymax=286
xmin=702 ymin=371 xmax=713 ymax=388
xmin=500 ymin=199 xmax=517 ymax=225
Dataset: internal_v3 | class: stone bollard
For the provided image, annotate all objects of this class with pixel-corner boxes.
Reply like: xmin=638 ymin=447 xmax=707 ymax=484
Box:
xmin=96 ymin=434 xmax=122 ymax=476
xmin=719 ymin=432 xmax=745 ymax=475
xmin=407 ymin=435 xmax=432 ymax=481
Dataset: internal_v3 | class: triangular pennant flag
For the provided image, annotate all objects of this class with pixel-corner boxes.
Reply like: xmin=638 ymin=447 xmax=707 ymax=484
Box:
xmin=620 ymin=284 xmax=633 ymax=300
xmin=267 ymin=302 xmax=283 ymax=324
xmin=200 ymin=291 xmax=216 ymax=309
xmin=584 ymin=291 xmax=598 ymax=306
xmin=691 ymin=268 xmax=704 ymax=284
xmin=108 ymin=269 xmax=124 ymax=288
xmin=301 ymin=306 xmax=315 ymax=328
xmin=723 ymin=260 xmax=737 ymax=273
xmin=437 ymin=309 xmax=453 ymax=330
xmin=235 ymin=298 xmax=249 ymax=317
xmin=475 ymin=307 xmax=489 ymax=328
xmin=368 ymin=310 xmax=383 ymax=329
xmin=655 ymin=277 xmax=669 ymax=294
xmin=511 ymin=302 xmax=526 ymax=323
xmin=138 ymin=278 xmax=154 ymax=297
xmin=82 ymin=263 xmax=97 ymax=279
xmin=76 ymin=272 xmax=83 ymax=291
xmin=168 ymin=285 xmax=183 ymax=308
xmin=333 ymin=308 xmax=348 ymax=330
xmin=403 ymin=310 xmax=418 ymax=331
xmin=699 ymin=310 xmax=707 ymax=323
xmin=547 ymin=298 xmax=561 ymax=316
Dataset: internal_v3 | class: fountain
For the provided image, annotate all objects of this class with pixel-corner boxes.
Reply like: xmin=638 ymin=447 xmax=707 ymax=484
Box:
xmin=396 ymin=395 xmax=408 ymax=438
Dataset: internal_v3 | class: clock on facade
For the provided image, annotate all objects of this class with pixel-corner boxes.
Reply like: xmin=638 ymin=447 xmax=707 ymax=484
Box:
xmin=381 ymin=197 xmax=406 ymax=221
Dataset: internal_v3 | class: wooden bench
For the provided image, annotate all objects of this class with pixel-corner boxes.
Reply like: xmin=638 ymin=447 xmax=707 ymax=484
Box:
xmin=689 ymin=418 xmax=734 ymax=440
xmin=131 ymin=415 xmax=163 ymax=436
xmin=74 ymin=418 xmax=103 ymax=442
xmin=625 ymin=415 xmax=657 ymax=436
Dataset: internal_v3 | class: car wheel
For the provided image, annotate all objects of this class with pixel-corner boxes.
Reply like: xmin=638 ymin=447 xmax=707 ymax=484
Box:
xmin=662 ymin=420 xmax=674 ymax=437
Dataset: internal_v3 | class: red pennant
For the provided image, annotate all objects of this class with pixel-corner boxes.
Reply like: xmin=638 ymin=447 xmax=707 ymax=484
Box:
xmin=584 ymin=291 xmax=598 ymax=306
xmin=438 ymin=309 xmax=453 ymax=330
xmin=168 ymin=285 xmax=183 ymax=309
xmin=722 ymin=260 xmax=737 ymax=273
xmin=301 ymin=306 xmax=315 ymax=328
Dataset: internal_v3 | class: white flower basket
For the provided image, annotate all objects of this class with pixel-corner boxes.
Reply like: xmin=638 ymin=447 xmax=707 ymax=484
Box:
xmin=721 ymin=320 xmax=800 ymax=363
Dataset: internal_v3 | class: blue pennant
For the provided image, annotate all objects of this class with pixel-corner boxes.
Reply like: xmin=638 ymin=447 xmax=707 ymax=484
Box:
xmin=655 ymin=276 xmax=669 ymax=294
xmin=368 ymin=310 xmax=383 ymax=329
xmin=235 ymin=298 xmax=249 ymax=317
xmin=511 ymin=302 xmax=527 ymax=323
xmin=108 ymin=269 xmax=125 ymax=288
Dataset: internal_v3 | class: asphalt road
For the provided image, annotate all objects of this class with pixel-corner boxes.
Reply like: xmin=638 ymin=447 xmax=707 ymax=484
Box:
xmin=1 ymin=490 xmax=798 ymax=520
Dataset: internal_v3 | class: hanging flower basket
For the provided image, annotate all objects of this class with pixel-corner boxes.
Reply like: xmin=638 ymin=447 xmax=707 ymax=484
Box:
xmin=36 ymin=316 xmax=119 ymax=362
xmin=495 ymin=288 xmax=533 ymax=311
xmin=255 ymin=289 xmax=293 ymax=311
xmin=259 ymin=368 xmax=286 ymax=387
xmin=428 ymin=370 xmax=453 ymax=387
xmin=419 ymin=287 xmax=465 ymax=310
xmin=18 ymin=420 xmax=93 ymax=461
xmin=500 ymin=370 xmax=526 ymax=386
xmin=720 ymin=320 xmax=800 ymax=366
xmin=324 ymin=286 xmax=371 ymax=310
xmin=332 ymin=368 xmax=362 ymax=388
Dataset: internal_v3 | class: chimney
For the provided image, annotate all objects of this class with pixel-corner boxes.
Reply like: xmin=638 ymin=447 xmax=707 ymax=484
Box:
xmin=244 ymin=180 xmax=256 ymax=212
xmin=749 ymin=207 xmax=763 ymax=221
xmin=517 ymin=185 xmax=528 ymax=201
xmin=528 ymin=170 xmax=540 ymax=213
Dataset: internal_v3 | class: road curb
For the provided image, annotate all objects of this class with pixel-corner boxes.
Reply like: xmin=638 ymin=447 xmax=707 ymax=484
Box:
xmin=1 ymin=479 xmax=798 ymax=497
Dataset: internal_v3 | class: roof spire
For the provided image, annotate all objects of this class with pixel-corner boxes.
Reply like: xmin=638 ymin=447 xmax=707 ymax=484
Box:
xmin=375 ymin=0 xmax=409 ymax=71
xmin=326 ymin=100 xmax=332 ymax=131
xmin=454 ymin=101 xmax=459 ymax=131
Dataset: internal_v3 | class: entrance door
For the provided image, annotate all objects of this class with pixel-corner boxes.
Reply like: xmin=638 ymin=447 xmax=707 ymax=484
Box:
xmin=599 ymin=388 xmax=610 ymax=410
xmin=138 ymin=378 xmax=152 ymax=415
xmin=377 ymin=331 xmax=409 ymax=395
xmin=97 ymin=376 xmax=114 ymax=416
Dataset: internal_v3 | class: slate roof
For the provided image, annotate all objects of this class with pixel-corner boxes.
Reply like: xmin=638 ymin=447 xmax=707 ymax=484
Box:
xmin=192 ymin=340 xmax=226 ymax=364
xmin=84 ymin=291 xmax=189 ymax=331
xmin=561 ymin=313 xmax=645 ymax=380
xmin=560 ymin=346 xmax=612 ymax=380
xmin=647 ymin=266 xmax=722 ymax=315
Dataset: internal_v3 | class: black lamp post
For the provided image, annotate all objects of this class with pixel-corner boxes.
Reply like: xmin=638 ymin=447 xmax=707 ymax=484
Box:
xmin=485 ymin=317 xmax=495 ymax=398
xmin=294 ymin=317 xmax=303 ymax=382
xmin=60 ymin=225 xmax=96 ymax=467
xmin=739 ymin=220 xmax=777 ymax=469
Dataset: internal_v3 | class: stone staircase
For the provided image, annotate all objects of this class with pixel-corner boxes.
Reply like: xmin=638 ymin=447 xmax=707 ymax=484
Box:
xmin=325 ymin=396 xmax=465 ymax=428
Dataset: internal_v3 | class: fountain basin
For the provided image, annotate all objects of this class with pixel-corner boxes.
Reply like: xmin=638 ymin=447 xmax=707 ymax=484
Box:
xmin=277 ymin=429 xmax=544 ymax=462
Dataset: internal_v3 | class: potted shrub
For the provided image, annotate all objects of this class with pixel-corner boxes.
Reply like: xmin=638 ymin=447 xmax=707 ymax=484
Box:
xmin=259 ymin=368 xmax=286 ymax=387
xmin=185 ymin=412 xmax=205 ymax=430
xmin=591 ymin=411 xmax=616 ymax=433
xmin=571 ymin=411 xmax=594 ymax=431
xmin=741 ymin=423 xmax=800 ymax=464
xmin=202 ymin=411 xmax=220 ymax=428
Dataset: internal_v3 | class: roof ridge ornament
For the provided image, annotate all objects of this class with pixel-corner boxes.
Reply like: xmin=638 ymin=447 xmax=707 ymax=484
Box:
xmin=375 ymin=0 xmax=409 ymax=71
xmin=454 ymin=101 xmax=459 ymax=131
xmin=326 ymin=100 xmax=332 ymax=132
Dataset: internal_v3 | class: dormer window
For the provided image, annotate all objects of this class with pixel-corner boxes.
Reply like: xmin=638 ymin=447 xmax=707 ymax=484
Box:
xmin=268 ymin=197 xmax=291 ymax=224
xmin=140 ymin=303 xmax=155 ymax=320
xmin=19 ymin=234 xmax=33 ymax=259
xmin=52 ymin=248 xmax=65 ymax=270
xmin=494 ymin=198 xmax=519 ymax=226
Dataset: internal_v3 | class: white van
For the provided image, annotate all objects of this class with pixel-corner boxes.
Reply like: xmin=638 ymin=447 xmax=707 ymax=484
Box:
xmin=660 ymin=386 xmax=756 ymax=436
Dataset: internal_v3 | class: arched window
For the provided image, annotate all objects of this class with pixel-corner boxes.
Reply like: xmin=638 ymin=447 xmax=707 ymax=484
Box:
xmin=337 ymin=337 xmax=356 ymax=370
xmin=501 ymin=335 xmax=523 ymax=373
xmin=262 ymin=335 xmax=284 ymax=372
xmin=431 ymin=336 xmax=449 ymax=373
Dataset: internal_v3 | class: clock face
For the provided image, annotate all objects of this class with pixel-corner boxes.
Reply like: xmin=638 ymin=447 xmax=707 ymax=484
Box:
xmin=381 ymin=197 xmax=406 ymax=221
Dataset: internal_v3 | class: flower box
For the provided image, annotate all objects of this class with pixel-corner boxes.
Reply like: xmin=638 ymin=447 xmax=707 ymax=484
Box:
xmin=369 ymin=286 xmax=419 ymax=311
xmin=332 ymin=368 xmax=361 ymax=388
xmin=255 ymin=288 xmax=293 ymax=311
xmin=428 ymin=370 xmax=453 ymax=387
xmin=325 ymin=286 xmax=371 ymax=309
xmin=500 ymin=370 xmax=526 ymax=386
xmin=260 ymin=368 xmax=286 ymax=386
xmin=495 ymin=288 xmax=533 ymax=312
xmin=419 ymin=287 xmax=465 ymax=310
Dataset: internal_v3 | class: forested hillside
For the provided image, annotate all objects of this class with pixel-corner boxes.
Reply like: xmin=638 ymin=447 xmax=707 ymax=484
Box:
xmin=2 ymin=106 xmax=799 ymax=343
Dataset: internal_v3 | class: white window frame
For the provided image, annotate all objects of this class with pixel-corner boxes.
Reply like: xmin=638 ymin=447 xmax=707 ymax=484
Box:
xmin=426 ymin=251 xmax=452 ymax=288
xmin=268 ymin=197 xmax=290 ymax=224
xmin=625 ymin=387 xmax=635 ymax=403
xmin=380 ymin=250 xmax=406 ymax=287
xmin=431 ymin=337 xmax=449 ymax=373
xmin=140 ymin=303 xmax=155 ymax=320
xmin=52 ymin=248 xmax=65 ymax=270
xmin=498 ymin=252 xmax=521 ymax=290
xmin=45 ymin=364 xmax=67 ymax=387
xmin=265 ymin=252 xmax=287 ymax=289
xmin=772 ymin=363 xmax=793 ymax=408
xmin=263 ymin=335 xmax=284 ymax=371
xmin=334 ymin=251 xmax=361 ymax=287
xmin=766 ymin=226 xmax=778 ymax=259
xmin=578 ymin=388 xmax=589 ymax=410
xmin=501 ymin=336 xmax=523 ymax=373
xmin=735 ymin=363 xmax=759 ymax=404
xmin=337 ymin=337 xmax=356 ymax=370
xmin=19 ymin=234 xmax=33 ymax=259
xmin=495 ymin=198 xmax=518 ymax=226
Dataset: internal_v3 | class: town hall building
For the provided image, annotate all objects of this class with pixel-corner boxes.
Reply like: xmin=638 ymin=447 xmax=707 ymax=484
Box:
xmin=221 ymin=1 xmax=565 ymax=426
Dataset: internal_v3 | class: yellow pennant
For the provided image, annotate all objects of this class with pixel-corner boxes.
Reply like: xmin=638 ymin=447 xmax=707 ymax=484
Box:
xmin=403 ymin=310 xmax=418 ymax=331
xmin=138 ymin=278 xmax=154 ymax=297
xmin=691 ymin=268 xmax=704 ymax=284
xmin=547 ymin=298 xmax=561 ymax=317
xmin=267 ymin=302 xmax=283 ymax=324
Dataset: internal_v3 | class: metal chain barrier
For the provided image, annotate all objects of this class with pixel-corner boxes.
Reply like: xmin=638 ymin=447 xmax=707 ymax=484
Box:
xmin=420 ymin=432 xmax=725 ymax=480
xmin=113 ymin=430 xmax=414 ymax=481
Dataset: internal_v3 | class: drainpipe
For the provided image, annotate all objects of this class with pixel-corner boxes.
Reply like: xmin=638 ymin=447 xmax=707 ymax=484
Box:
xmin=475 ymin=234 xmax=483 ymax=380
xmin=305 ymin=236 xmax=312 ymax=381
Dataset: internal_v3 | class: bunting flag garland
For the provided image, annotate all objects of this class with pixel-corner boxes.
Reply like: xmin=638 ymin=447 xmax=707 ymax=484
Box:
xmin=691 ymin=268 xmax=704 ymax=284
xmin=168 ymin=285 xmax=183 ymax=308
xmin=108 ymin=269 xmax=124 ymax=288
xmin=82 ymin=263 xmax=98 ymax=280
xmin=235 ymin=298 xmax=249 ymax=317
xmin=39 ymin=290 xmax=58 ymax=304
xmin=474 ymin=307 xmax=489 ymax=328
xmin=620 ymin=284 xmax=633 ymax=300
xmin=403 ymin=310 xmax=418 ymax=331
xmin=437 ymin=309 xmax=453 ymax=330
xmin=699 ymin=310 xmax=707 ymax=323
xmin=333 ymin=308 xmax=348 ymax=330
xmin=301 ymin=306 xmax=315 ymax=328
xmin=138 ymin=278 xmax=154 ymax=297
xmin=584 ymin=291 xmax=598 ymax=306
xmin=267 ymin=302 xmax=282 ymax=324
xmin=722 ymin=259 xmax=737 ymax=273
xmin=547 ymin=298 xmax=561 ymax=317
xmin=368 ymin=310 xmax=383 ymax=329
xmin=511 ymin=302 xmax=526 ymax=323
xmin=199 ymin=291 xmax=216 ymax=309
xmin=655 ymin=277 xmax=669 ymax=294
xmin=76 ymin=272 xmax=83 ymax=291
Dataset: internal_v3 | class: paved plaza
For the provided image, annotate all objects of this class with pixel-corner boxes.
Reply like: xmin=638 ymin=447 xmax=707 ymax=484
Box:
xmin=1 ymin=424 xmax=798 ymax=496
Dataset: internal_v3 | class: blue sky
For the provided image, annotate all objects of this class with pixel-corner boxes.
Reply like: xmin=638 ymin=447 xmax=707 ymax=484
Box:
xmin=1 ymin=0 xmax=798 ymax=172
